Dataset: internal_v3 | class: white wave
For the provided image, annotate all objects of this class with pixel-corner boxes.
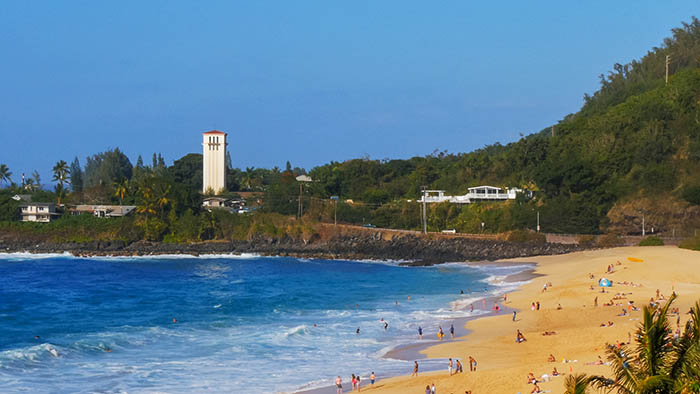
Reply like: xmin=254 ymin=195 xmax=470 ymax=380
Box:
xmin=0 ymin=252 xmax=74 ymax=261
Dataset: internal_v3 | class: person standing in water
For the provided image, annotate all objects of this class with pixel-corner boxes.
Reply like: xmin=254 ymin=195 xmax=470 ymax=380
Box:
xmin=335 ymin=376 xmax=343 ymax=394
xmin=412 ymin=361 xmax=419 ymax=376
xmin=450 ymin=324 xmax=455 ymax=339
xmin=418 ymin=326 xmax=423 ymax=339
xmin=512 ymin=310 xmax=517 ymax=321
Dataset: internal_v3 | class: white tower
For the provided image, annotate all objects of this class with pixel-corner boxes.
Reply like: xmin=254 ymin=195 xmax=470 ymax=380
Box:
xmin=202 ymin=130 xmax=227 ymax=194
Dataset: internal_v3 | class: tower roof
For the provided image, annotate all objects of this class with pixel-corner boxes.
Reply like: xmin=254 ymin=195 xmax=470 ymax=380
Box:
xmin=203 ymin=130 xmax=227 ymax=135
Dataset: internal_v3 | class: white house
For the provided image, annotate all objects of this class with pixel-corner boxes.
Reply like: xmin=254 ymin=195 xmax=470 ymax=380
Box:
xmin=19 ymin=203 xmax=59 ymax=222
xmin=419 ymin=186 xmax=525 ymax=204
xmin=202 ymin=130 xmax=227 ymax=194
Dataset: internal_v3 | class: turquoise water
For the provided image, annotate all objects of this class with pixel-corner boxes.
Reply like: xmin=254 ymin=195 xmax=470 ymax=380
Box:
xmin=0 ymin=253 xmax=530 ymax=393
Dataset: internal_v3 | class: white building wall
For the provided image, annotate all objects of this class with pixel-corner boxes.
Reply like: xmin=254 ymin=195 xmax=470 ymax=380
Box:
xmin=202 ymin=131 xmax=227 ymax=194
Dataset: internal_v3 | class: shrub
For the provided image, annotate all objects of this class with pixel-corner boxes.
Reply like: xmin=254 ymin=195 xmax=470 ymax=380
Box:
xmin=639 ymin=236 xmax=664 ymax=246
xmin=679 ymin=235 xmax=700 ymax=251
xmin=506 ymin=229 xmax=546 ymax=243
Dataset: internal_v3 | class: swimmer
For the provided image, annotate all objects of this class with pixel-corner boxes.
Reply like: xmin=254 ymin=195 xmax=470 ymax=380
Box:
xmin=356 ymin=327 xmax=360 ymax=335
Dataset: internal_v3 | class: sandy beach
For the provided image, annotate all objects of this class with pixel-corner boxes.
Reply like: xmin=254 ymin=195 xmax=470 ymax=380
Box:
xmin=347 ymin=246 xmax=700 ymax=394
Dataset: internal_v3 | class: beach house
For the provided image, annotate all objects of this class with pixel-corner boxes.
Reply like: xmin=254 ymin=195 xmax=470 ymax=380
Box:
xmin=19 ymin=202 xmax=60 ymax=223
xmin=418 ymin=186 xmax=526 ymax=204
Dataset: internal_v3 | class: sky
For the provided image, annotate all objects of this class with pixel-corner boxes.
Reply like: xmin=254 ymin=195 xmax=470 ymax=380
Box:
xmin=1 ymin=1 xmax=698 ymax=184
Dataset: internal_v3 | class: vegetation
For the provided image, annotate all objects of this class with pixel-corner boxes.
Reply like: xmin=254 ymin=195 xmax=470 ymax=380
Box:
xmin=639 ymin=236 xmax=665 ymax=246
xmin=2 ymin=18 xmax=700 ymax=242
xmin=679 ymin=235 xmax=700 ymax=251
xmin=563 ymin=296 xmax=700 ymax=393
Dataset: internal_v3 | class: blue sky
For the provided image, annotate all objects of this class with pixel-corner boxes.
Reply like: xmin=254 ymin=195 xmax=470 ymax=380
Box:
xmin=1 ymin=1 xmax=698 ymax=183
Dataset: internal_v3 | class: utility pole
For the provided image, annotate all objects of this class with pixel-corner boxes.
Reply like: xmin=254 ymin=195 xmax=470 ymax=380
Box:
xmin=642 ymin=214 xmax=645 ymax=237
xmin=537 ymin=211 xmax=540 ymax=233
xmin=422 ymin=186 xmax=428 ymax=234
xmin=331 ymin=196 xmax=338 ymax=226
xmin=665 ymin=55 xmax=671 ymax=85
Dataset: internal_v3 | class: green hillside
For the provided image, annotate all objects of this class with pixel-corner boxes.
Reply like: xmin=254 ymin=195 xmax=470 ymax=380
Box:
xmin=295 ymin=17 xmax=700 ymax=235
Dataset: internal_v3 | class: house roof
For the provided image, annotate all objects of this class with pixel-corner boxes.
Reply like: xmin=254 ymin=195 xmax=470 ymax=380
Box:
xmin=203 ymin=130 xmax=227 ymax=135
xmin=19 ymin=202 xmax=54 ymax=207
xmin=468 ymin=185 xmax=504 ymax=190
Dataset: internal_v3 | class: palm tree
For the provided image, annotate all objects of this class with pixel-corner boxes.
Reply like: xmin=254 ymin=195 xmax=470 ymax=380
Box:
xmin=52 ymin=160 xmax=70 ymax=205
xmin=0 ymin=164 xmax=12 ymax=188
xmin=114 ymin=179 xmax=129 ymax=206
xmin=566 ymin=295 xmax=700 ymax=394
xmin=564 ymin=374 xmax=592 ymax=394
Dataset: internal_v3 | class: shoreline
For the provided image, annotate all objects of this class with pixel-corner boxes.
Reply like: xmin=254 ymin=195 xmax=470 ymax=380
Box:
xmin=295 ymin=265 xmax=540 ymax=394
xmin=0 ymin=230 xmax=584 ymax=266
xmin=352 ymin=246 xmax=700 ymax=394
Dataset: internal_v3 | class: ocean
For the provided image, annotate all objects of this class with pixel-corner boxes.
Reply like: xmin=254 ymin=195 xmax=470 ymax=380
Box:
xmin=0 ymin=253 xmax=531 ymax=393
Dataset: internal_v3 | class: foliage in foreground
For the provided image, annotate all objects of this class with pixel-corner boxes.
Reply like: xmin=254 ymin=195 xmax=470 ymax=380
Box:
xmin=564 ymin=295 xmax=700 ymax=393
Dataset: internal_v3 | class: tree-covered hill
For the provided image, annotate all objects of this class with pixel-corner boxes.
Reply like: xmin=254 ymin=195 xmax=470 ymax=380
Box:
xmin=294 ymin=17 xmax=700 ymax=235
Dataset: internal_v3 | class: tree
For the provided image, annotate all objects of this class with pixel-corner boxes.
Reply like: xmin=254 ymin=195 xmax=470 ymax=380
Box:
xmin=114 ymin=178 xmax=129 ymax=206
xmin=31 ymin=170 xmax=41 ymax=190
xmin=0 ymin=164 xmax=12 ymax=188
xmin=83 ymin=148 xmax=133 ymax=189
xmin=70 ymin=157 xmax=83 ymax=193
xmin=571 ymin=295 xmax=700 ymax=394
xmin=52 ymin=160 xmax=70 ymax=205
xmin=563 ymin=374 xmax=592 ymax=394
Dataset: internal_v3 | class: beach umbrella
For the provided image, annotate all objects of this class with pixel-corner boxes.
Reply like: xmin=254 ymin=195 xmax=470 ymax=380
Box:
xmin=599 ymin=278 xmax=612 ymax=287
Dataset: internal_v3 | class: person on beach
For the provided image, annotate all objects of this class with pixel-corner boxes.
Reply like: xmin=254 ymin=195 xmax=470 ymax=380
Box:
xmin=470 ymin=303 xmax=474 ymax=312
xmin=438 ymin=326 xmax=444 ymax=341
xmin=450 ymin=324 xmax=455 ymax=339
xmin=547 ymin=353 xmax=556 ymax=362
xmin=413 ymin=361 xmax=419 ymax=376
xmin=418 ymin=326 xmax=423 ymax=339
xmin=531 ymin=382 xmax=541 ymax=394
xmin=512 ymin=310 xmax=517 ymax=321
xmin=335 ymin=376 xmax=343 ymax=394
xmin=370 ymin=372 xmax=375 ymax=385
xmin=456 ymin=359 xmax=462 ymax=373
xmin=594 ymin=296 xmax=598 ymax=307
xmin=536 ymin=301 xmax=540 ymax=310
xmin=431 ymin=383 xmax=436 ymax=394
xmin=425 ymin=385 xmax=431 ymax=394
xmin=356 ymin=375 xmax=361 ymax=391
xmin=468 ymin=356 xmax=477 ymax=371
xmin=516 ymin=329 xmax=527 ymax=343
xmin=351 ymin=374 xmax=356 ymax=389
xmin=448 ymin=358 xmax=453 ymax=375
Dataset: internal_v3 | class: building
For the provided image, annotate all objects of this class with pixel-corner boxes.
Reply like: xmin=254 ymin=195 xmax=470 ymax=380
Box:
xmin=419 ymin=186 xmax=525 ymax=204
xmin=202 ymin=197 xmax=250 ymax=214
xmin=202 ymin=130 xmax=227 ymax=194
xmin=19 ymin=202 xmax=59 ymax=222
xmin=70 ymin=205 xmax=136 ymax=218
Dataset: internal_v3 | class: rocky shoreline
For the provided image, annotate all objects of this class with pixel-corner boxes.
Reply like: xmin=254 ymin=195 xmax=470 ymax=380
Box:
xmin=0 ymin=232 xmax=583 ymax=264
